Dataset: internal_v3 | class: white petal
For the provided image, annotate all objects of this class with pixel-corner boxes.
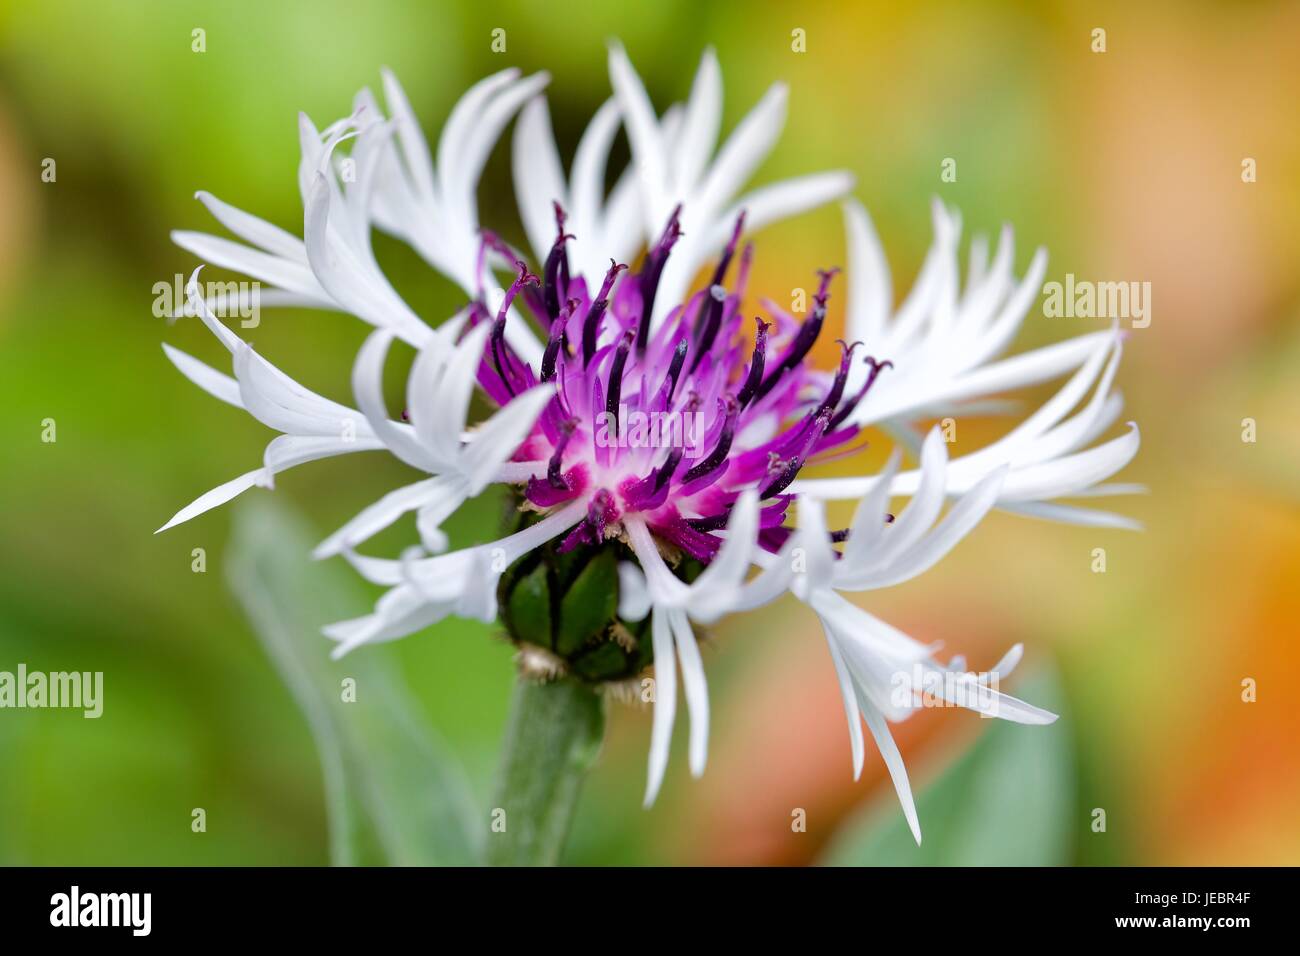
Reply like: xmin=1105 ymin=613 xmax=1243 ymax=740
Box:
xmin=844 ymin=199 xmax=892 ymax=345
xmin=162 ymin=344 xmax=243 ymax=409
xmin=351 ymin=329 xmax=436 ymax=471
xmin=997 ymin=501 xmax=1142 ymax=530
xmin=821 ymin=626 xmax=866 ymax=780
xmin=625 ymin=519 xmax=691 ymax=606
xmin=172 ymin=230 xmax=327 ymax=303
xmin=873 ymin=427 xmax=947 ymax=566
xmin=928 ymin=667 xmax=1058 ymax=724
xmin=569 ymin=97 xmax=624 ymax=268
xmin=194 ymin=190 xmax=306 ymax=261
xmin=155 ymin=469 xmax=265 ymax=534
xmin=608 ymin=40 xmax=670 ymax=233
xmin=302 ymin=172 xmax=430 ymax=345
xmin=792 ymin=496 xmax=834 ymax=601
xmin=426 ymin=322 xmax=492 ymax=466
xmin=672 ymin=48 xmax=722 ymax=191
xmin=381 ymin=67 xmax=440 ymax=201
xmin=860 ymin=698 xmax=923 ymax=845
xmin=327 ymin=583 xmax=447 ymax=657
xmin=953 ymin=224 xmax=1013 ymax=341
xmin=404 ymin=331 xmax=458 ymax=470
xmin=687 ymin=489 xmax=758 ymax=619
xmin=669 ymin=610 xmax=709 ymax=777
xmin=459 ymin=384 xmax=554 ymax=493
xmin=446 ymin=71 xmax=551 ymax=229
xmin=845 ymin=465 xmax=1008 ymax=590
xmin=262 ymin=433 xmax=384 ymax=475
xmin=617 ymin=562 xmax=652 ymax=622
xmin=694 ymin=82 xmax=787 ymax=223
xmin=643 ymin=610 xmax=677 ymax=807
xmin=232 ymin=343 xmax=357 ymax=437
xmin=991 ymin=643 xmax=1023 ymax=677
xmin=959 ymin=246 xmax=1048 ymax=370
xmin=998 ymin=424 xmax=1140 ymax=502
xmin=513 ymin=96 xmax=569 ymax=263
xmin=840 ymin=448 xmax=902 ymax=568
xmin=313 ymin=476 xmax=451 ymax=559
xmin=714 ymin=171 xmax=854 ymax=246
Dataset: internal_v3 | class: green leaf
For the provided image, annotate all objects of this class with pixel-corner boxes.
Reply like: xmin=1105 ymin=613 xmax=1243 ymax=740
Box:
xmin=821 ymin=667 xmax=1074 ymax=866
xmin=225 ymin=499 xmax=481 ymax=866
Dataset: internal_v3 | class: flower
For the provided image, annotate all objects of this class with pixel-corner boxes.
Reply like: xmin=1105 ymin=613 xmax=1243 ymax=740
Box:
xmin=159 ymin=45 xmax=1141 ymax=841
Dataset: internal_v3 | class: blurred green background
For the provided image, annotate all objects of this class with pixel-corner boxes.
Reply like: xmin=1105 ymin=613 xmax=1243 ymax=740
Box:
xmin=1 ymin=0 xmax=1298 ymax=865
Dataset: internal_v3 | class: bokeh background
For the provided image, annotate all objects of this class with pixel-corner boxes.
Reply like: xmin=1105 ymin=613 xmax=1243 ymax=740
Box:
xmin=1 ymin=0 xmax=1297 ymax=865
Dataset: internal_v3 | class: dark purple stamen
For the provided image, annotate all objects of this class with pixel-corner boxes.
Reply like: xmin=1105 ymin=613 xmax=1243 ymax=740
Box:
xmin=815 ymin=267 xmax=840 ymax=303
xmin=690 ymin=284 xmax=728 ymax=374
xmin=635 ymin=205 xmax=683 ymax=353
xmin=681 ymin=395 xmax=738 ymax=484
xmin=587 ymin=489 xmax=613 ymax=539
xmin=476 ymin=231 xmax=525 ymax=291
xmin=652 ymin=447 xmax=684 ymax=492
xmin=555 ymin=203 xmax=570 ymax=293
xmin=760 ymin=457 xmax=802 ymax=499
xmin=735 ymin=317 xmax=770 ymax=410
xmin=736 ymin=241 xmax=755 ymax=296
xmin=540 ymin=304 xmax=573 ymax=383
xmin=547 ymin=418 xmax=577 ymax=489
xmin=749 ymin=268 xmax=839 ymax=405
xmin=828 ymin=356 xmax=894 ymax=430
xmin=604 ymin=331 xmax=634 ymax=431
xmin=490 ymin=317 xmax=516 ymax=398
xmin=542 ymin=218 xmax=575 ymax=325
xmin=752 ymin=302 xmax=825 ymax=404
xmin=709 ymin=211 xmax=747 ymax=288
xmin=495 ymin=263 xmax=541 ymax=325
xmin=814 ymin=340 xmax=860 ymax=418
xmin=663 ymin=339 xmax=688 ymax=405
xmin=558 ymin=488 xmax=616 ymax=553
xmin=583 ymin=259 xmax=628 ymax=367
xmin=685 ymin=512 xmax=729 ymax=533
xmin=487 ymin=264 xmax=540 ymax=399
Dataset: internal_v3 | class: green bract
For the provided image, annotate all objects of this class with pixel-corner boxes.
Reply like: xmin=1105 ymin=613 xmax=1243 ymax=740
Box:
xmin=496 ymin=504 xmax=705 ymax=683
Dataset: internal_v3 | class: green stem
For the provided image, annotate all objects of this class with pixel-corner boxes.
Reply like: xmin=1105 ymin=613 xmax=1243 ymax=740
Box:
xmin=485 ymin=676 xmax=606 ymax=866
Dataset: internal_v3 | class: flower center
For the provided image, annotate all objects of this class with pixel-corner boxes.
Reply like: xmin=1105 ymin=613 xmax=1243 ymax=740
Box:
xmin=473 ymin=203 xmax=892 ymax=567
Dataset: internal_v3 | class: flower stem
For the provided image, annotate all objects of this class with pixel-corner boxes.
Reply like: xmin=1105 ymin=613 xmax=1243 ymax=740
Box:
xmin=485 ymin=676 xmax=606 ymax=866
